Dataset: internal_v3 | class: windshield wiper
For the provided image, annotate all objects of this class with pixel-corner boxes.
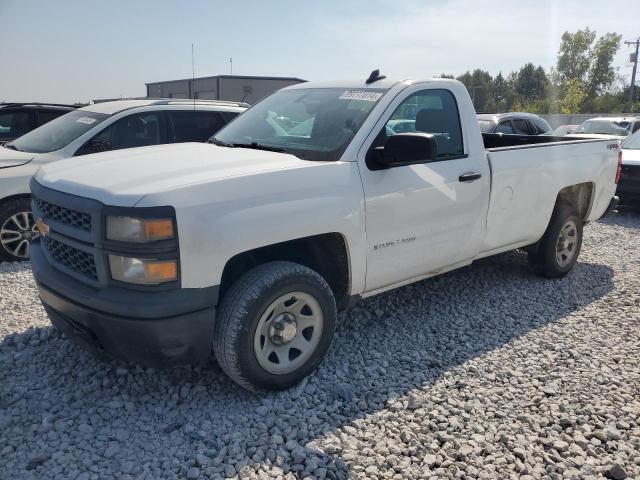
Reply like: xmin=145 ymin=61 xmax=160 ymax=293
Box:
xmin=230 ymin=142 xmax=287 ymax=153
xmin=209 ymin=138 xmax=231 ymax=147
xmin=3 ymin=143 xmax=21 ymax=151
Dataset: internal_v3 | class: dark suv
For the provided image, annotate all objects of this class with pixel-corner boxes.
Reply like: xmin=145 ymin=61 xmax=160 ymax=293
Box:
xmin=477 ymin=112 xmax=552 ymax=135
xmin=0 ymin=103 xmax=78 ymax=144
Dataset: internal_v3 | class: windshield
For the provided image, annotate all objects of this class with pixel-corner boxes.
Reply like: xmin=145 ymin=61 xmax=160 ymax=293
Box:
xmin=477 ymin=119 xmax=494 ymax=133
xmin=573 ymin=120 xmax=629 ymax=136
xmin=8 ymin=110 xmax=109 ymax=153
xmin=622 ymin=130 xmax=640 ymax=150
xmin=212 ymin=87 xmax=386 ymax=161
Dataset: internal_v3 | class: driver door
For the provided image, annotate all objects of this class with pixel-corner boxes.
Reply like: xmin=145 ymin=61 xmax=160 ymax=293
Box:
xmin=358 ymin=84 xmax=490 ymax=292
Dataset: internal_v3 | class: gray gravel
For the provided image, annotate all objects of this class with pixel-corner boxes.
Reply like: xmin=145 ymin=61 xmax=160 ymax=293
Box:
xmin=1 ymin=209 xmax=640 ymax=480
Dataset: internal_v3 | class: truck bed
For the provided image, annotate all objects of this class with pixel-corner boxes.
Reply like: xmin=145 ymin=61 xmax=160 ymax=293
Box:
xmin=482 ymin=133 xmax=603 ymax=150
xmin=479 ymin=135 xmax=619 ymax=257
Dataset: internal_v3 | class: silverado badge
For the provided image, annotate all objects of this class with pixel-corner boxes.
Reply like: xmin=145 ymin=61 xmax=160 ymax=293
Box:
xmin=36 ymin=218 xmax=50 ymax=237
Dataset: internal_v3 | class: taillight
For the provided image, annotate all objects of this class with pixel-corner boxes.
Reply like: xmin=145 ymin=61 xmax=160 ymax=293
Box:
xmin=615 ymin=151 xmax=622 ymax=184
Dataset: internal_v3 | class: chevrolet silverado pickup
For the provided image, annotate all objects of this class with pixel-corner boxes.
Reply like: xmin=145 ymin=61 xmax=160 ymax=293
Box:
xmin=29 ymin=73 xmax=620 ymax=392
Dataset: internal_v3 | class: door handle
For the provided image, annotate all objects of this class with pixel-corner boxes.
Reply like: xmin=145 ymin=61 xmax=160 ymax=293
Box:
xmin=458 ymin=172 xmax=482 ymax=182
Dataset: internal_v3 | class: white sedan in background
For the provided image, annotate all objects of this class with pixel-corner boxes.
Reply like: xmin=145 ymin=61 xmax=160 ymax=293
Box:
xmin=0 ymin=99 xmax=246 ymax=261
xmin=567 ymin=116 xmax=640 ymax=139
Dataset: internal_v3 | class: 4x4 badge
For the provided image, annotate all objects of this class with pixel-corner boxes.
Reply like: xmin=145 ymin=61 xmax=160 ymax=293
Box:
xmin=36 ymin=218 xmax=50 ymax=237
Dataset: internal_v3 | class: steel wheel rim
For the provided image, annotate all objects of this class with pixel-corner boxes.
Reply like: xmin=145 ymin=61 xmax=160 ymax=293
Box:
xmin=253 ymin=291 xmax=324 ymax=375
xmin=0 ymin=210 xmax=37 ymax=259
xmin=556 ymin=219 xmax=578 ymax=268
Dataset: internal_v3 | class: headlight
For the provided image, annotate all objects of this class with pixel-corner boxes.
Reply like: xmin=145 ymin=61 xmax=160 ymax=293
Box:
xmin=106 ymin=216 xmax=174 ymax=243
xmin=109 ymin=255 xmax=177 ymax=285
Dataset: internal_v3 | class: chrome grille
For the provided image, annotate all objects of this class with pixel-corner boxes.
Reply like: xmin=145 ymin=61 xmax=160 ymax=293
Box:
xmin=43 ymin=237 xmax=97 ymax=280
xmin=34 ymin=197 xmax=91 ymax=232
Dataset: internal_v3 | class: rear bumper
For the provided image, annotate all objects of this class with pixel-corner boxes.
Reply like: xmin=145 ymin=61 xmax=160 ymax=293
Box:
xmin=31 ymin=239 xmax=217 ymax=367
xmin=617 ymin=165 xmax=640 ymax=202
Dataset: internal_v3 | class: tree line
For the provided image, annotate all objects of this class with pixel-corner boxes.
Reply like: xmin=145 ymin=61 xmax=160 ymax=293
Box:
xmin=442 ymin=28 xmax=639 ymax=114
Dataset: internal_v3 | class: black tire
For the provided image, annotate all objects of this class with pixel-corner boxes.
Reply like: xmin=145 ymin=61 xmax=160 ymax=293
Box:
xmin=213 ymin=261 xmax=337 ymax=392
xmin=534 ymin=202 xmax=583 ymax=278
xmin=0 ymin=197 xmax=35 ymax=262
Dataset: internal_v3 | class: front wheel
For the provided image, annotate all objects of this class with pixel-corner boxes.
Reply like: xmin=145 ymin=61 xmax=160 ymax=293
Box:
xmin=213 ymin=261 xmax=336 ymax=392
xmin=532 ymin=202 xmax=583 ymax=278
xmin=0 ymin=197 xmax=37 ymax=262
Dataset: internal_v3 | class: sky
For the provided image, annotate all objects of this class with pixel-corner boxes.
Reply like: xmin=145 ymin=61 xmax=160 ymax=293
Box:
xmin=1 ymin=0 xmax=639 ymax=104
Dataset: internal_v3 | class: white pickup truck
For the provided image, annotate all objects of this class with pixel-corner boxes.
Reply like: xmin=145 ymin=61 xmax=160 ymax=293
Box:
xmin=29 ymin=73 xmax=620 ymax=391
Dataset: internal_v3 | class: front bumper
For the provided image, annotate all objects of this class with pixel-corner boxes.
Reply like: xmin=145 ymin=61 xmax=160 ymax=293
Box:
xmin=31 ymin=239 xmax=217 ymax=367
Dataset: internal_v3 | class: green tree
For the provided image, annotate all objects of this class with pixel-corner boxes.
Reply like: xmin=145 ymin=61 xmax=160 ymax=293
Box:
xmin=555 ymin=28 xmax=596 ymax=86
xmin=554 ymin=28 xmax=622 ymax=111
xmin=585 ymin=32 xmax=622 ymax=98
xmin=491 ymin=71 xmax=515 ymax=111
xmin=559 ymin=78 xmax=587 ymax=113
xmin=456 ymin=69 xmax=495 ymax=112
xmin=514 ymin=63 xmax=549 ymax=102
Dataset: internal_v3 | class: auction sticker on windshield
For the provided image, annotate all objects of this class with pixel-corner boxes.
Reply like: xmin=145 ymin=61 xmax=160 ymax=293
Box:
xmin=339 ymin=90 xmax=383 ymax=102
xmin=76 ymin=117 xmax=97 ymax=125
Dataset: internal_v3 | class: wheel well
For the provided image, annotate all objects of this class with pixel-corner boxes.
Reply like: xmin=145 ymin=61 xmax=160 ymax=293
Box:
xmin=0 ymin=193 xmax=31 ymax=206
xmin=218 ymin=233 xmax=351 ymax=309
xmin=556 ymin=183 xmax=594 ymax=221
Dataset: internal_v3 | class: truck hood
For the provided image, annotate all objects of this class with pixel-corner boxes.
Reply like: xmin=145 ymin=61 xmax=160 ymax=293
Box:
xmin=34 ymin=143 xmax=323 ymax=206
xmin=0 ymin=146 xmax=36 ymax=169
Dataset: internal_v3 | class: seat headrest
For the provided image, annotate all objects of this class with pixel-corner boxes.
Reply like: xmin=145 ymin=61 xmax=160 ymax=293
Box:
xmin=415 ymin=108 xmax=446 ymax=133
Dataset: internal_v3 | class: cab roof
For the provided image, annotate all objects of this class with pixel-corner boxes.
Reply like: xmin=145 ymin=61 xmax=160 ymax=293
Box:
xmin=281 ymin=77 xmax=463 ymax=92
xmin=81 ymin=98 xmax=249 ymax=115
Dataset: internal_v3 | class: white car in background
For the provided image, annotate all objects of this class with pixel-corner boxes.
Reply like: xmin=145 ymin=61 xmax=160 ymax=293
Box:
xmin=0 ymin=99 xmax=246 ymax=261
xmin=567 ymin=116 xmax=640 ymax=139
xmin=618 ymin=130 xmax=640 ymax=205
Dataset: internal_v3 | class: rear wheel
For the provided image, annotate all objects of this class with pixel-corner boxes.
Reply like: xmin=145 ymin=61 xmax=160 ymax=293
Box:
xmin=0 ymin=197 xmax=37 ymax=262
xmin=213 ymin=261 xmax=336 ymax=392
xmin=531 ymin=202 xmax=583 ymax=278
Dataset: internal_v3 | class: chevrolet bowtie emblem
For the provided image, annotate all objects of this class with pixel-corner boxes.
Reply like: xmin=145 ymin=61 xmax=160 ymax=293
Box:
xmin=36 ymin=217 xmax=50 ymax=237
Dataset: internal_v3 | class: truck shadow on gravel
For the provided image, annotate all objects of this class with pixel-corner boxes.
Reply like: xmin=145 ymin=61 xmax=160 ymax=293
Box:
xmin=598 ymin=205 xmax=640 ymax=228
xmin=0 ymin=252 xmax=615 ymax=478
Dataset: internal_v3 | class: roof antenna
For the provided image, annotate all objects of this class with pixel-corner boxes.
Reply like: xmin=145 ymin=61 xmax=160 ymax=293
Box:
xmin=366 ymin=69 xmax=386 ymax=84
xmin=191 ymin=43 xmax=196 ymax=111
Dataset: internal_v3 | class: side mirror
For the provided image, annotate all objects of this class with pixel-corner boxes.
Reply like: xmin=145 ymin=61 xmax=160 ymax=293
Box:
xmin=75 ymin=139 xmax=113 ymax=156
xmin=374 ymin=133 xmax=437 ymax=168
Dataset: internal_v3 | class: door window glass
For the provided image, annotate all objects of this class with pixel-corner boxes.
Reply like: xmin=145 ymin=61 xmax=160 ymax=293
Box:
xmin=90 ymin=112 xmax=161 ymax=150
xmin=512 ymin=119 xmax=531 ymax=135
xmin=531 ymin=117 xmax=552 ymax=134
xmin=0 ymin=111 xmax=30 ymax=140
xmin=169 ymin=111 xmax=227 ymax=143
xmin=495 ymin=120 xmax=514 ymax=134
xmin=382 ymin=89 xmax=464 ymax=157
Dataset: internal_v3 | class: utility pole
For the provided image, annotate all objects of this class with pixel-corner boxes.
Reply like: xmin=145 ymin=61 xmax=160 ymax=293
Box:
xmin=229 ymin=57 xmax=233 ymax=76
xmin=626 ymin=38 xmax=639 ymax=111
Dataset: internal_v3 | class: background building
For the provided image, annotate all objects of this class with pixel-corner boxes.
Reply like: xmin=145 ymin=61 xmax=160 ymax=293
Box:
xmin=145 ymin=75 xmax=306 ymax=104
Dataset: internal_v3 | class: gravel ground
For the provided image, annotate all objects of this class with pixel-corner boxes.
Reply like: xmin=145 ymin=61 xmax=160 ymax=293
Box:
xmin=1 ymin=209 xmax=640 ymax=480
